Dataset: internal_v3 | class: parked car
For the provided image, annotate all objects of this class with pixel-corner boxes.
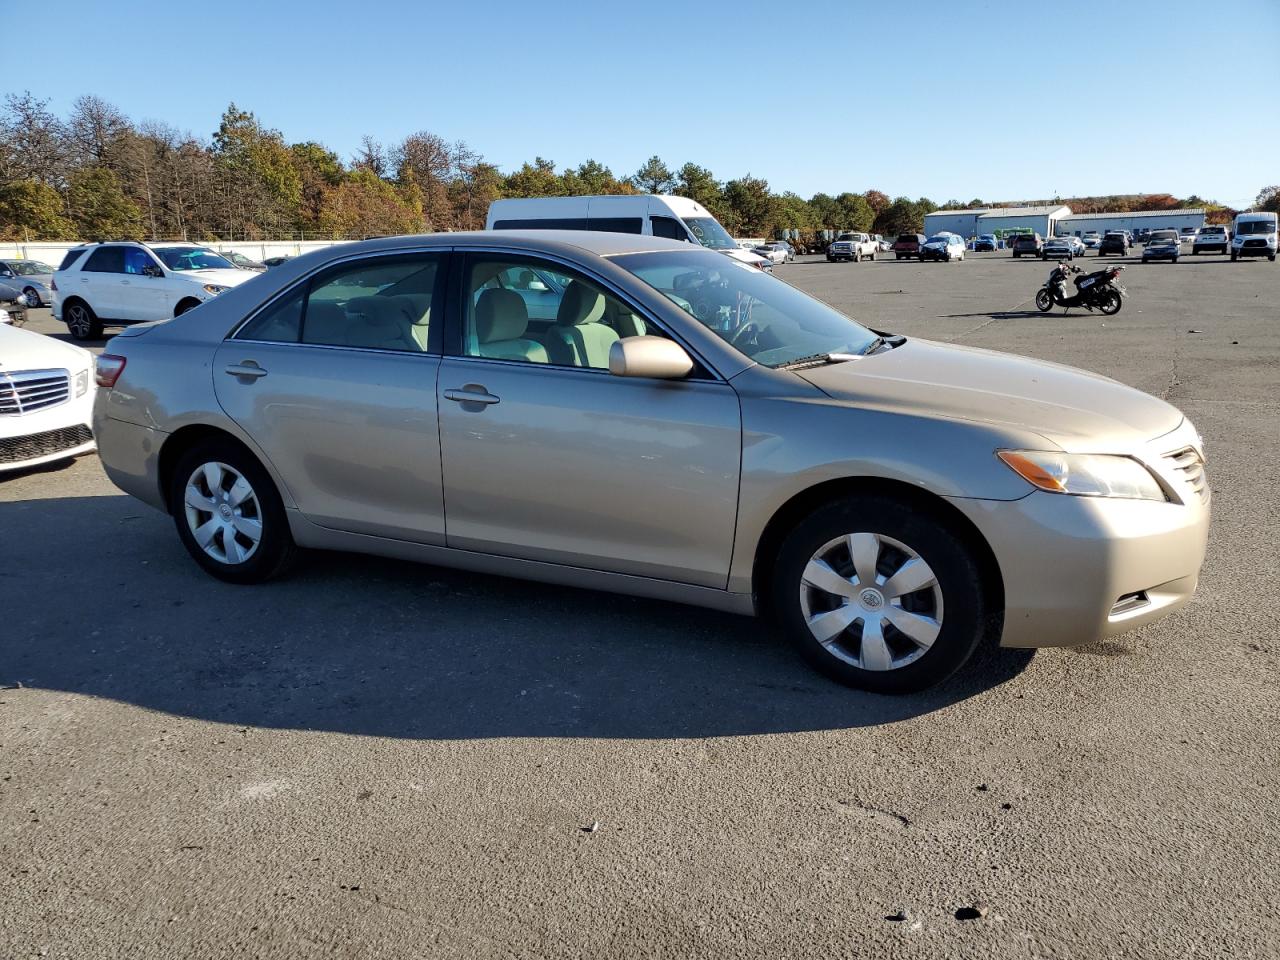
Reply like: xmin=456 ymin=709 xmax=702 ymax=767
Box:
xmin=1065 ymin=236 xmax=1086 ymax=256
xmin=892 ymin=234 xmax=927 ymax=259
xmin=919 ymin=234 xmax=966 ymax=262
xmin=1231 ymin=211 xmax=1278 ymax=261
xmin=1191 ymin=225 xmax=1229 ymax=255
xmin=488 ymin=193 xmax=772 ymax=271
xmin=1179 ymin=227 xmax=1198 ymax=245
xmin=52 ymin=242 xmax=259 ymax=340
xmin=218 ymin=250 xmax=267 ymax=272
xmin=753 ymin=242 xmax=792 ymax=265
xmin=973 ymin=234 xmax=998 ymax=252
xmin=1082 ymin=231 xmax=1102 ymax=249
xmin=1010 ymin=234 xmax=1043 ymax=258
xmin=1142 ymin=230 xmax=1182 ymax=263
xmin=1041 ymin=237 xmax=1075 ymax=260
xmin=1098 ymin=232 xmax=1130 ymax=257
xmin=827 ymin=232 xmax=879 ymax=262
xmin=0 ymin=321 xmax=96 ymax=472
xmin=1132 ymin=228 xmax=1152 ymax=245
xmin=874 ymin=234 xmax=893 ymax=252
xmin=91 ymin=231 xmax=1211 ymax=694
xmin=0 ymin=259 xmax=57 ymax=306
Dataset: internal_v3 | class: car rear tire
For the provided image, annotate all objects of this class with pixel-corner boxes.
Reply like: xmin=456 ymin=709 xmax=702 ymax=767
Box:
xmin=169 ymin=438 xmax=297 ymax=584
xmin=64 ymin=300 xmax=103 ymax=340
xmin=772 ymin=495 xmax=993 ymax=694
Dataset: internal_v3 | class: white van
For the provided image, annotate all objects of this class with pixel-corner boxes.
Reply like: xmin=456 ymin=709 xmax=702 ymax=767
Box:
xmin=486 ymin=194 xmax=771 ymax=270
xmin=1231 ymin=211 xmax=1278 ymax=262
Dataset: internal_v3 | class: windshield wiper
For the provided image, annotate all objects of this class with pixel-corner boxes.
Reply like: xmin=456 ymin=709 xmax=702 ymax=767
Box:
xmin=776 ymin=352 xmax=861 ymax=370
xmin=861 ymin=335 xmax=889 ymax=355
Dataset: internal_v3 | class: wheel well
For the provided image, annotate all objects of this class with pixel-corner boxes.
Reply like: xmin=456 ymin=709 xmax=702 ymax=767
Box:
xmin=174 ymin=297 xmax=202 ymax=315
xmin=751 ymin=477 xmax=1005 ymax=617
xmin=157 ymin=424 xmax=258 ymax=512
xmin=62 ymin=295 xmax=90 ymax=312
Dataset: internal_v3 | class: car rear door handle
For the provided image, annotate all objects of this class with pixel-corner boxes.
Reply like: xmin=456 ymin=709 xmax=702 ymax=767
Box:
xmin=444 ymin=386 xmax=500 ymax=406
xmin=225 ymin=362 xmax=268 ymax=379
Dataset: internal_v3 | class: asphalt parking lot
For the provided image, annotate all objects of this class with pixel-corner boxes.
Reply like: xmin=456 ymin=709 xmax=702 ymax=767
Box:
xmin=3 ymin=249 xmax=1278 ymax=959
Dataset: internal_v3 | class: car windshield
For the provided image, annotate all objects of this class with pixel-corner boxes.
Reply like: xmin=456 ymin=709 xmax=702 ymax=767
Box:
xmin=1238 ymin=220 xmax=1276 ymax=235
xmin=681 ymin=216 xmax=738 ymax=251
xmin=7 ymin=261 xmax=54 ymax=276
xmin=613 ymin=249 xmax=880 ymax=368
xmin=155 ymin=247 xmax=234 ymax=271
xmin=896 ymin=234 xmax=917 ymax=243
xmin=1201 ymin=227 xmax=1225 ymax=235
xmin=1151 ymin=231 xmax=1178 ymax=242
xmin=925 ymin=236 xmax=950 ymax=244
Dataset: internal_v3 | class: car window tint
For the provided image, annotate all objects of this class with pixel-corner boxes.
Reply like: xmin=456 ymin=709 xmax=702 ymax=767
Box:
xmin=299 ymin=255 xmax=440 ymax=353
xmin=82 ymin=247 xmax=126 ymax=273
xmin=464 ymin=257 xmax=666 ymax=369
xmin=58 ymin=249 xmax=87 ymax=271
xmin=588 ymin=217 xmax=643 ymax=234
xmin=650 ymin=215 xmax=686 ymax=240
xmin=237 ymin=289 xmax=304 ymax=343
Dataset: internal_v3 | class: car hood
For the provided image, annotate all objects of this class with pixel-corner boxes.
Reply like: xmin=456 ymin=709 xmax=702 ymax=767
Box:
xmin=172 ymin=268 xmax=258 ymax=287
xmin=0 ymin=323 xmax=93 ymax=371
xmin=795 ymin=338 xmax=1183 ymax=451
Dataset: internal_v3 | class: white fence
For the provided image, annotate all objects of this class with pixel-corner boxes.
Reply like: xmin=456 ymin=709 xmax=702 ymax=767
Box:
xmin=0 ymin=239 xmax=350 ymax=266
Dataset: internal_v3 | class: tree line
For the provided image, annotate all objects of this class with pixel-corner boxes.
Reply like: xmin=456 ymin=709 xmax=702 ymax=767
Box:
xmin=0 ymin=92 xmax=1259 ymax=244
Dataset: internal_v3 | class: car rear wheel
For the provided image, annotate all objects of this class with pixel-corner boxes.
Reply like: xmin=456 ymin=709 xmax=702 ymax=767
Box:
xmin=771 ymin=495 xmax=993 ymax=693
xmin=170 ymin=438 xmax=297 ymax=584
xmin=64 ymin=300 xmax=103 ymax=340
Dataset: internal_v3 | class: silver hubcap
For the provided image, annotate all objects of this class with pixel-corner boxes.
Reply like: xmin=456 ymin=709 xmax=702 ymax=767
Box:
xmin=799 ymin=532 xmax=944 ymax=671
xmin=183 ymin=461 xmax=262 ymax=564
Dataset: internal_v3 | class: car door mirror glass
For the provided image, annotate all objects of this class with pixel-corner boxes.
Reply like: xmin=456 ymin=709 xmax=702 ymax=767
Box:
xmin=608 ymin=336 xmax=694 ymax=380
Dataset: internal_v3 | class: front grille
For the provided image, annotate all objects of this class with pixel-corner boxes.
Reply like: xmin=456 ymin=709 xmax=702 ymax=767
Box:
xmin=0 ymin=368 xmax=70 ymax=416
xmin=1163 ymin=445 xmax=1208 ymax=502
xmin=0 ymin=423 xmax=93 ymax=464
xmin=1243 ymin=239 xmax=1267 ymax=248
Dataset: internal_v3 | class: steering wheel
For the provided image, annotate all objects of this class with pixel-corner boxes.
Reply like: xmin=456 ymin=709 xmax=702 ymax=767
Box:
xmin=728 ymin=318 xmax=762 ymax=349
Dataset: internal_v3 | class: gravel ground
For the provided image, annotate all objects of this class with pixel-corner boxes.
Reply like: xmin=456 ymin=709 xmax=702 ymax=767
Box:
xmin=2 ymin=249 xmax=1278 ymax=959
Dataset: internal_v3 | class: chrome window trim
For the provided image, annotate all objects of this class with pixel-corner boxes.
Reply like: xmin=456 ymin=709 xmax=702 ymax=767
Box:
xmin=226 ymin=338 xmax=444 ymax=361
xmin=457 ymin=244 xmax=727 ymax=382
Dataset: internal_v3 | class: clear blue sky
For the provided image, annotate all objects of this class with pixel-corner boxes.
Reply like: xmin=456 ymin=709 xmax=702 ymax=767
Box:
xmin=10 ymin=0 xmax=1278 ymax=207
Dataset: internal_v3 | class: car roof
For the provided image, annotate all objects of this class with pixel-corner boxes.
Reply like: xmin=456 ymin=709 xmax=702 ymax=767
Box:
xmin=304 ymin=230 xmax=698 ymax=260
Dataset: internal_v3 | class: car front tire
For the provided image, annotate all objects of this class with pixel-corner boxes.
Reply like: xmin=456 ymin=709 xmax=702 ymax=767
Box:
xmin=169 ymin=437 xmax=297 ymax=584
xmin=64 ymin=300 xmax=103 ymax=340
xmin=771 ymin=495 xmax=994 ymax=693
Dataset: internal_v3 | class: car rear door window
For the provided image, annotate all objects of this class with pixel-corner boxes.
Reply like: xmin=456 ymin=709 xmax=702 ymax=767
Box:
xmin=82 ymin=247 xmax=127 ymax=273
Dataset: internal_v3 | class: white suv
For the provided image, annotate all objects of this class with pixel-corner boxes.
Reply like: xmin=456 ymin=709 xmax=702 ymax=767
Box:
xmin=53 ymin=242 xmax=257 ymax=340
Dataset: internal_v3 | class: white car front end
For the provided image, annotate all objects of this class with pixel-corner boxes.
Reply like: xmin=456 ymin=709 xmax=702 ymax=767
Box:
xmin=722 ymin=246 xmax=773 ymax=272
xmin=0 ymin=325 xmax=96 ymax=472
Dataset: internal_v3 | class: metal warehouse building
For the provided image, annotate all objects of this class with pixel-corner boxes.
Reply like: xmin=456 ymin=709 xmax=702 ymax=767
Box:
xmin=925 ymin=205 xmax=1207 ymax=239
xmin=924 ymin=205 xmax=1071 ymax=239
xmin=1057 ymin=208 xmax=1205 ymax=237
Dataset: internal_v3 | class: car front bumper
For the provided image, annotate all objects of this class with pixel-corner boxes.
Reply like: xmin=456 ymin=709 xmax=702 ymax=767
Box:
xmin=1234 ymin=244 xmax=1276 ymax=258
xmin=0 ymin=388 xmax=95 ymax=472
xmin=947 ymin=481 xmax=1209 ymax=649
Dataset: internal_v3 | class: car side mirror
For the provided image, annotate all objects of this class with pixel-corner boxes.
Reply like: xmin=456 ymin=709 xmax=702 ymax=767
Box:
xmin=609 ymin=336 xmax=694 ymax=380
xmin=142 ymin=264 xmax=164 ymax=278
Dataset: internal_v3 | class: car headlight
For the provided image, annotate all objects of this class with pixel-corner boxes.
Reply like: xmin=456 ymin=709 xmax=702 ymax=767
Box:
xmin=997 ymin=450 xmax=1166 ymax=501
xmin=74 ymin=369 xmax=89 ymax=397
xmin=202 ymin=283 xmax=230 ymax=296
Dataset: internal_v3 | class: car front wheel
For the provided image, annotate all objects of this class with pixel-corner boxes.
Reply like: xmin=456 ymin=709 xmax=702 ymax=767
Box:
xmin=772 ymin=495 xmax=993 ymax=693
xmin=170 ymin=438 xmax=297 ymax=584
xmin=65 ymin=300 xmax=103 ymax=340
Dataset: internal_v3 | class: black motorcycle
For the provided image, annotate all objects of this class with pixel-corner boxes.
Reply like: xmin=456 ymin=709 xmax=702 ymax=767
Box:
xmin=1035 ymin=262 xmax=1126 ymax=315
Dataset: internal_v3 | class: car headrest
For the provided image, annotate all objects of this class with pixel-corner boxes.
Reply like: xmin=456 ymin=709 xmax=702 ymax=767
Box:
xmin=556 ymin=280 xmax=606 ymax=327
xmin=475 ymin=288 xmax=529 ymax=343
xmin=393 ymin=294 xmax=432 ymax=326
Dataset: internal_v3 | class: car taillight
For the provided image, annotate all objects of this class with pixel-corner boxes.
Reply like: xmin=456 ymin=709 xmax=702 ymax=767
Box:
xmin=96 ymin=354 xmax=126 ymax=388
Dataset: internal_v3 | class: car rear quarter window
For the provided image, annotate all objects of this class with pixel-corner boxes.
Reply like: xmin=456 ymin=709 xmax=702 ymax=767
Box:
xmin=58 ymin=249 xmax=87 ymax=271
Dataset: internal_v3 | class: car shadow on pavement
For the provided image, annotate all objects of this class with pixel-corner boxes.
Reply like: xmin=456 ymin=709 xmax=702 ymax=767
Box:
xmin=0 ymin=495 xmax=1034 ymax=740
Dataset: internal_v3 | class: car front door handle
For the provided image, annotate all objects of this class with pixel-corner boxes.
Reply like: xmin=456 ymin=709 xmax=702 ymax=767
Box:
xmin=444 ymin=386 xmax=500 ymax=406
xmin=225 ymin=362 xmax=268 ymax=380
